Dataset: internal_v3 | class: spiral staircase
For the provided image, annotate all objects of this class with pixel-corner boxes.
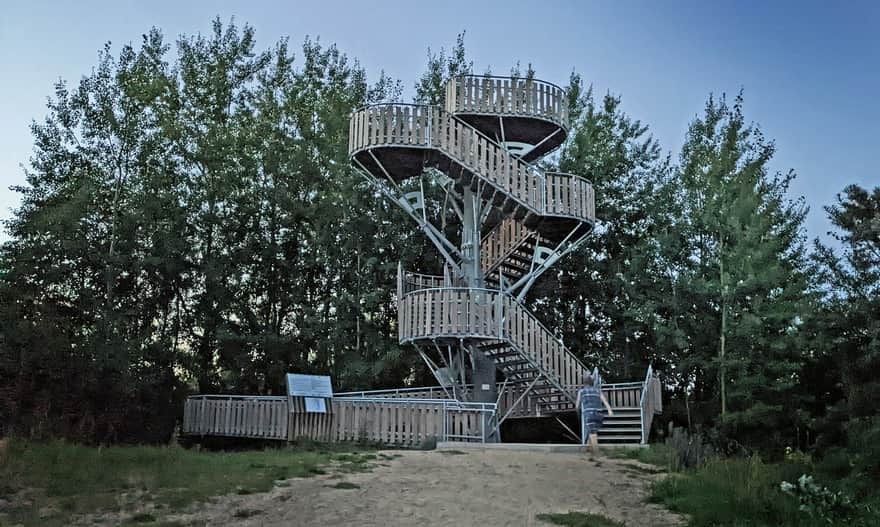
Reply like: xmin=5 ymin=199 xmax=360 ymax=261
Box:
xmin=348 ymin=75 xmax=657 ymax=442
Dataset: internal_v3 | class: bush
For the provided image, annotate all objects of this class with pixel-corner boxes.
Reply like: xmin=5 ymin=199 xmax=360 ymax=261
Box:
xmin=780 ymin=474 xmax=856 ymax=523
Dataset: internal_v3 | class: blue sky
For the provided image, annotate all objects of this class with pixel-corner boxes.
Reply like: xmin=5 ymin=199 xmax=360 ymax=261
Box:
xmin=1 ymin=1 xmax=877 ymax=242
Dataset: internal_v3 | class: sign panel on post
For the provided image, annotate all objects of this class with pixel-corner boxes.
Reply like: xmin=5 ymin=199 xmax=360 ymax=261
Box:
xmin=286 ymin=373 xmax=333 ymax=414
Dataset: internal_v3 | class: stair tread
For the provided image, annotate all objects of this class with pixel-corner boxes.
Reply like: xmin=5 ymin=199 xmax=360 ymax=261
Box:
xmin=598 ymin=428 xmax=642 ymax=433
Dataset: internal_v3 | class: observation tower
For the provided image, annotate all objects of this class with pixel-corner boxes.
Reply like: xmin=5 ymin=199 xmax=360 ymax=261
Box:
xmin=349 ymin=74 xmax=597 ymax=433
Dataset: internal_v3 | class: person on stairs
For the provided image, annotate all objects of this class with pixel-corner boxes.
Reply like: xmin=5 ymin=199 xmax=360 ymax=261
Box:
xmin=576 ymin=374 xmax=613 ymax=453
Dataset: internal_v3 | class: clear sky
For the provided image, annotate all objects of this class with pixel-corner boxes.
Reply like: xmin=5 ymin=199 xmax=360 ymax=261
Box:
xmin=1 ymin=1 xmax=878 ymax=242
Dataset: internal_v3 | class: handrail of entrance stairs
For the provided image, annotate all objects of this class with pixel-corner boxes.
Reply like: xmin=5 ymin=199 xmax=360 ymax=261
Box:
xmin=639 ymin=364 xmax=654 ymax=444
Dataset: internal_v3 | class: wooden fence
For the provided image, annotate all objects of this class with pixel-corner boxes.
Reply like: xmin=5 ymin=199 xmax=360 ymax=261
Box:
xmin=182 ymin=396 xmax=496 ymax=446
xmin=183 ymin=395 xmax=289 ymax=440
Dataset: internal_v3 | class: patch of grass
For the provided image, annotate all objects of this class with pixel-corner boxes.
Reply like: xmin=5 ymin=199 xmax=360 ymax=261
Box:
xmin=650 ymin=456 xmax=829 ymax=527
xmin=536 ymin=511 xmax=625 ymax=526
xmin=0 ymin=438 xmax=372 ymax=527
xmin=620 ymin=464 xmax=663 ymax=476
xmin=331 ymin=451 xmax=376 ymax=473
xmin=607 ymin=444 xmax=677 ymax=470
xmin=327 ymin=481 xmax=360 ymax=489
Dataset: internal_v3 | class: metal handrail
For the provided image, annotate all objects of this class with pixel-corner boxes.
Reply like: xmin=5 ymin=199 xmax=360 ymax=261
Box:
xmin=187 ymin=394 xmax=287 ymax=401
xmin=639 ymin=364 xmax=653 ymax=444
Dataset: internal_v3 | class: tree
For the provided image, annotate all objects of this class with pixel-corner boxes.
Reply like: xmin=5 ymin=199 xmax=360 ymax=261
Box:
xmin=809 ymin=185 xmax=880 ymax=446
xmin=531 ymin=74 xmax=673 ymax=382
xmin=671 ymin=93 xmax=812 ymax=447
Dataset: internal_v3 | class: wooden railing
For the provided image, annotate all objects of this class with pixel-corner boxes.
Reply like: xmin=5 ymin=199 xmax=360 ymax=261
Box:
xmin=183 ymin=395 xmax=496 ymax=445
xmin=546 ymin=172 xmax=596 ymax=221
xmin=480 ymin=217 xmax=540 ymax=278
xmin=598 ymin=382 xmax=645 ymax=408
xmin=445 ymin=75 xmax=569 ymax=129
xmin=398 ymin=287 xmax=502 ymax=342
xmin=400 ymin=271 xmax=448 ymax=295
xmin=183 ymin=395 xmax=289 ymax=440
xmin=397 ymin=282 xmax=589 ymax=395
xmin=640 ymin=367 xmax=662 ymax=443
xmin=348 ymin=104 xmax=595 ymax=225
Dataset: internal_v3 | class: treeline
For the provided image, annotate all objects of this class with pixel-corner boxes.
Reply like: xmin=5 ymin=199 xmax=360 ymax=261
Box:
xmin=0 ymin=20 xmax=876 ymax=452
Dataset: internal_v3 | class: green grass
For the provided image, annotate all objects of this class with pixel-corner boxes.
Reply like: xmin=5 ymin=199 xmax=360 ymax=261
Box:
xmin=606 ymin=444 xmax=677 ymax=470
xmin=649 ymin=454 xmax=880 ymax=527
xmin=536 ymin=511 xmax=625 ymax=526
xmin=0 ymin=439 xmax=373 ymax=527
xmin=650 ymin=456 xmax=810 ymax=527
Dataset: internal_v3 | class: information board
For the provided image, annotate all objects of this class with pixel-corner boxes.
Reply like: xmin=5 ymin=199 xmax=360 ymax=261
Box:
xmin=286 ymin=373 xmax=334 ymax=398
xmin=304 ymin=397 xmax=327 ymax=413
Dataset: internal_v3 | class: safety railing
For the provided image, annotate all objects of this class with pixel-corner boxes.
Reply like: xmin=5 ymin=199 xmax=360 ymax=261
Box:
xmin=639 ymin=365 xmax=663 ymax=444
xmin=348 ymin=104 xmax=595 ymax=225
xmin=182 ymin=394 xmax=497 ymax=445
xmin=396 ymin=279 xmax=589 ymax=393
xmin=445 ymin=75 xmax=569 ymax=129
xmin=183 ymin=394 xmax=289 ymax=440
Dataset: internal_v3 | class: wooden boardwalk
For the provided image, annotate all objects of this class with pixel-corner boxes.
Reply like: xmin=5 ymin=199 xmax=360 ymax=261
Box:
xmin=183 ymin=395 xmax=496 ymax=446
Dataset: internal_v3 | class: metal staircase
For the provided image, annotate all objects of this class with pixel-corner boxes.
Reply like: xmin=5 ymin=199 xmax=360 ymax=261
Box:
xmin=348 ymin=73 xmax=599 ymax=431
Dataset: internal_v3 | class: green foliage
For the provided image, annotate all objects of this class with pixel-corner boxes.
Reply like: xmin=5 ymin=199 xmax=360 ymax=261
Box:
xmin=0 ymin=19 xmax=418 ymax=442
xmin=0 ymin=439 xmax=360 ymax=526
xmin=532 ymin=76 xmax=670 ymax=381
xmin=536 ymin=511 xmax=625 ymax=527
xmin=651 ymin=449 xmax=880 ymax=527
xmin=651 ymin=456 xmax=816 ymax=527
xmin=668 ymin=93 xmax=813 ymax=448
xmin=780 ymin=474 xmax=856 ymax=523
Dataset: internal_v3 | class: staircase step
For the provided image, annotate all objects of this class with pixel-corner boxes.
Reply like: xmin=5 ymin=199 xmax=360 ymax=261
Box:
xmin=597 ymin=435 xmax=643 ymax=442
xmin=598 ymin=427 xmax=642 ymax=433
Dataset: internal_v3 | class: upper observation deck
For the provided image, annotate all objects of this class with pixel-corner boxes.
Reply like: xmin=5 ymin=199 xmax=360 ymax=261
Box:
xmin=348 ymin=104 xmax=594 ymax=240
xmin=445 ymin=75 xmax=569 ymax=161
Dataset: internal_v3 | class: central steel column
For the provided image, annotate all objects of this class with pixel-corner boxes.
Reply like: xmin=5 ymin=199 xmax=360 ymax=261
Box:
xmin=461 ymin=185 xmax=498 ymax=406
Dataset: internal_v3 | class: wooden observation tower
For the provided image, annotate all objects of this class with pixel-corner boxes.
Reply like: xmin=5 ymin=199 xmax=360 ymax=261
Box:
xmin=181 ymin=74 xmax=662 ymax=447
xmin=349 ymin=75 xmax=598 ymax=431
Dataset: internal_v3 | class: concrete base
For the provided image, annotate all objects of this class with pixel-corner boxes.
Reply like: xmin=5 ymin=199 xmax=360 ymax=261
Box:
xmin=436 ymin=441 xmax=647 ymax=453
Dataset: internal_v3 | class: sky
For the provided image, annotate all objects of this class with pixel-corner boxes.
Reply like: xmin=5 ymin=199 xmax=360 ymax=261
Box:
xmin=1 ymin=1 xmax=878 ymax=243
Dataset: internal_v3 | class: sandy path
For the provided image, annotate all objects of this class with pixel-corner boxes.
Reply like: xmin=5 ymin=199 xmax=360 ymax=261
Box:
xmin=158 ymin=449 xmax=682 ymax=527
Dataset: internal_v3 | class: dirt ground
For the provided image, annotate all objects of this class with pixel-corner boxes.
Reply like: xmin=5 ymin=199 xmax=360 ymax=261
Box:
xmin=121 ymin=448 xmax=683 ymax=527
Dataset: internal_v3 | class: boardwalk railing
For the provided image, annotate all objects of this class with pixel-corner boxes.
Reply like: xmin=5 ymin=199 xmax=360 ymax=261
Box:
xmin=182 ymin=395 xmax=497 ymax=446
xmin=183 ymin=395 xmax=289 ymax=440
